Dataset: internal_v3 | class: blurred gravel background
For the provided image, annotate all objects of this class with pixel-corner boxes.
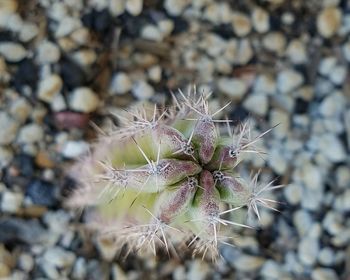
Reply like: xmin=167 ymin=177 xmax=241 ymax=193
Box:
xmin=0 ymin=0 xmax=350 ymax=279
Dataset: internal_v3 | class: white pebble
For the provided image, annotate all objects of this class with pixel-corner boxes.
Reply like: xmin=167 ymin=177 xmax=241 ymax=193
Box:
xmin=1 ymin=191 xmax=23 ymax=213
xmin=243 ymin=93 xmax=268 ymax=116
xmin=277 ymin=69 xmax=304 ymax=94
xmin=298 ymin=237 xmax=319 ymax=266
xmin=268 ymin=148 xmax=288 ymax=175
xmin=141 ymin=25 xmax=163 ymax=41
xmin=19 ymin=23 xmax=39 ymax=42
xmin=319 ymin=91 xmax=345 ymax=117
xmin=251 ymin=7 xmax=269 ymax=33
xmin=232 ymin=12 xmax=251 ymax=37
xmin=43 ymin=247 xmax=76 ymax=268
xmin=10 ymin=98 xmax=32 ymax=123
xmin=283 ymin=183 xmax=302 ymax=205
xmin=69 ymin=87 xmax=99 ymax=113
xmin=37 ymin=41 xmax=60 ymax=64
xmin=311 ymin=268 xmax=338 ymax=280
xmin=17 ymin=123 xmax=44 ymax=144
xmin=109 ymin=0 xmax=126 ymax=16
xmin=263 ymin=32 xmax=286 ymax=55
xmin=72 ymin=49 xmax=97 ymax=66
xmin=38 ymin=75 xmax=63 ymax=103
xmin=51 ymin=93 xmax=67 ymax=112
xmin=236 ymin=39 xmax=253 ymax=65
xmin=299 ymin=163 xmax=323 ymax=190
xmin=329 ymin=65 xmax=347 ymax=85
xmin=61 ymin=140 xmax=89 ymax=158
xmin=253 ymin=74 xmax=276 ymax=94
xmin=55 ymin=17 xmax=81 ymax=37
xmin=164 ymin=0 xmax=189 ymax=16
xmin=147 ymin=65 xmax=162 ymax=83
xmin=317 ymin=7 xmax=342 ymax=38
xmin=132 ymin=80 xmax=154 ymax=100
xmin=109 ymin=72 xmax=132 ymax=95
xmin=0 ymin=42 xmax=26 ymax=62
xmin=343 ymin=41 xmax=350 ymax=62
xmin=158 ymin=19 xmax=174 ymax=37
xmin=319 ymin=56 xmax=337 ymax=76
xmin=319 ymin=134 xmax=346 ymax=163
xmin=286 ymin=39 xmax=307 ymax=64
xmin=0 ymin=112 xmax=19 ymax=145
xmin=217 ymin=78 xmax=248 ymax=100
xmin=0 ymin=147 xmax=13 ymax=168
xmin=126 ymin=0 xmax=143 ymax=16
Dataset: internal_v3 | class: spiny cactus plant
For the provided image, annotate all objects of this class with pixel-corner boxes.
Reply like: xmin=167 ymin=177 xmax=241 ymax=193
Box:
xmin=68 ymin=87 xmax=282 ymax=261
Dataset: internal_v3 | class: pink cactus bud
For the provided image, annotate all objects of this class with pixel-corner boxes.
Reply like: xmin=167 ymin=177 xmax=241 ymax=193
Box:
xmin=155 ymin=177 xmax=198 ymax=223
xmin=192 ymin=119 xmax=217 ymax=164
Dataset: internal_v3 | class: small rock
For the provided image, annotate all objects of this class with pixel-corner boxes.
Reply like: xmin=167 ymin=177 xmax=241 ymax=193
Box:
xmin=9 ymin=97 xmax=32 ymax=123
xmin=311 ymin=268 xmax=338 ymax=280
xmin=335 ymin=166 xmax=350 ymax=189
xmin=38 ymin=74 xmax=63 ymax=103
xmin=243 ymin=93 xmax=268 ymax=116
xmin=164 ymin=0 xmax=189 ymax=16
xmin=111 ymin=263 xmax=127 ymax=280
xmin=0 ymin=263 xmax=10 ymax=278
xmin=218 ymin=78 xmax=248 ymax=100
xmin=147 ymin=65 xmax=162 ymax=83
xmin=18 ymin=253 xmax=34 ymax=272
xmin=126 ymin=0 xmax=143 ymax=16
xmin=277 ymin=69 xmax=304 ymax=94
xmin=109 ymin=0 xmax=125 ymax=16
xmin=187 ymin=260 xmax=210 ymax=280
xmin=319 ymin=91 xmax=345 ymax=117
xmin=283 ymin=183 xmax=302 ymax=205
xmin=236 ymin=39 xmax=253 ymax=64
xmin=252 ymin=7 xmax=269 ymax=33
xmin=334 ymin=189 xmax=350 ymax=212
xmin=72 ymin=257 xmax=87 ymax=280
xmin=286 ymin=39 xmax=307 ymax=64
xmin=263 ymin=32 xmax=286 ymax=55
xmin=232 ymin=12 xmax=251 ymax=37
xmin=109 ymin=72 xmax=133 ymax=95
xmin=37 ymin=41 xmax=60 ymax=64
xmin=132 ymin=80 xmax=154 ymax=100
xmin=0 ymin=218 xmax=47 ymax=244
xmin=267 ymin=147 xmax=288 ymax=174
xmin=54 ymin=111 xmax=89 ymax=129
xmin=1 ymin=191 xmax=23 ymax=213
xmin=55 ymin=17 xmax=81 ymax=37
xmin=319 ymin=56 xmax=337 ymax=76
xmin=69 ymin=87 xmax=99 ymax=113
xmin=43 ymin=210 xmax=71 ymax=233
xmin=298 ymin=237 xmax=319 ymax=266
xmin=158 ymin=19 xmax=174 ymax=37
xmin=141 ymin=25 xmax=162 ymax=41
xmin=318 ymin=247 xmax=335 ymax=266
xmin=317 ymin=7 xmax=342 ymax=38
xmin=0 ymin=112 xmax=19 ymax=145
xmin=253 ymin=74 xmax=276 ymax=94
xmin=299 ymin=163 xmax=323 ymax=190
xmin=72 ymin=49 xmax=97 ymax=67
xmin=293 ymin=210 xmax=313 ymax=236
xmin=343 ymin=41 xmax=350 ymax=62
xmin=35 ymin=151 xmax=55 ymax=169
xmin=51 ymin=93 xmax=67 ymax=112
xmin=270 ymin=109 xmax=290 ymax=137
xmin=43 ymin=247 xmax=76 ymax=268
xmin=19 ymin=23 xmax=39 ymax=42
xmin=0 ymin=42 xmax=26 ymax=62
xmin=61 ymin=140 xmax=89 ymax=158
xmin=0 ymin=147 xmax=13 ymax=168
xmin=319 ymin=134 xmax=346 ymax=163
xmin=329 ymin=65 xmax=347 ymax=85
xmin=17 ymin=123 xmax=44 ymax=144
xmin=26 ymin=180 xmax=57 ymax=207
xmin=260 ymin=260 xmax=284 ymax=279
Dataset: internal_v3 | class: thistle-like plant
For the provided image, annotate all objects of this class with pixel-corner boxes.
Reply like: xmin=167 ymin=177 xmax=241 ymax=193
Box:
xmin=68 ymin=87 xmax=283 ymax=261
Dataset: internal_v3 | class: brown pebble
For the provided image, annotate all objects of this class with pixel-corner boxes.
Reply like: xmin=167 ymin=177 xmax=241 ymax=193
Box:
xmin=54 ymin=111 xmax=90 ymax=129
xmin=35 ymin=151 xmax=55 ymax=168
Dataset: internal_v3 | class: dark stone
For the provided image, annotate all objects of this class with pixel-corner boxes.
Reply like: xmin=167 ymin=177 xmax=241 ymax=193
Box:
xmin=171 ymin=17 xmax=189 ymax=34
xmin=60 ymin=176 xmax=77 ymax=198
xmin=12 ymin=154 xmax=34 ymax=177
xmin=0 ymin=31 xmax=14 ymax=42
xmin=211 ymin=24 xmax=234 ymax=39
xmin=82 ymin=9 xmax=113 ymax=34
xmin=294 ymin=98 xmax=309 ymax=114
xmin=60 ymin=58 xmax=86 ymax=90
xmin=26 ymin=179 xmax=57 ymax=207
xmin=116 ymin=14 xmax=148 ymax=38
xmin=0 ymin=218 xmax=47 ymax=244
xmin=12 ymin=59 xmax=38 ymax=91
xmin=229 ymin=105 xmax=250 ymax=124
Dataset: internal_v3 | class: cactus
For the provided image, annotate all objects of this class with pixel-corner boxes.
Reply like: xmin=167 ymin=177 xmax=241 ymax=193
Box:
xmin=68 ymin=87 xmax=283 ymax=261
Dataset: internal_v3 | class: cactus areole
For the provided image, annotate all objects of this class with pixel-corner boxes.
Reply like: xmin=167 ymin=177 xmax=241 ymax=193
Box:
xmin=69 ymin=88 xmax=282 ymax=260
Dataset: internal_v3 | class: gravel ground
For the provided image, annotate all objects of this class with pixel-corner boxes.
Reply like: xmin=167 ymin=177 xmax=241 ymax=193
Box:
xmin=0 ymin=0 xmax=350 ymax=279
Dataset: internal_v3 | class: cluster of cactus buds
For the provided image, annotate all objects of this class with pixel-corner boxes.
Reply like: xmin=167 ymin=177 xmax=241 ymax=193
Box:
xmin=69 ymin=87 xmax=283 ymax=261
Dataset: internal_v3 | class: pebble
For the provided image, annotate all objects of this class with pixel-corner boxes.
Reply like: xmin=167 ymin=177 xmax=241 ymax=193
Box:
xmin=319 ymin=56 xmax=337 ymax=76
xmin=132 ymin=80 xmax=155 ymax=100
xmin=335 ymin=166 xmax=350 ymax=189
xmin=42 ymin=247 xmax=76 ymax=268
xmin=55 ymin=17 xmax=81 ymax=37
xmin=329 ymin=65 xmax=347 ymax=85
xmin=267 ymin=148 xmax=288 ymax=174
xmin=262 ymin=32 xmax=286 ymax=55
xmin=277 ymin=69 xmax=304 ymax=94
xmin=141 ymin=25 xmax=163 ymax=41
xmin=217 ymin=78 xmax=248 ymax=100
xmin=18 ymin=253 xmax=34 ymax=272
xmin=253 ymin=74 xmax=276 ymax=94
xmin=260 ymin=260 xmax=284 ymax=279
xmin=147 ymin=65 xmax=162 ymax=83
xmin=343 ymin=41 xmax=350 ymax=62
xmin=319 ymin=91 xmax=345 ymax=117
xmin=72 ymin=257 xmax=87 ymax=279
xmin=72 ymin=49 xmax=97 ymax=67
xmin=51 ymin=93 xmax=67 ymax=112
xmin=9 ymin=97 xmax=32 ymax=123
xmin=109 ymin=0 xmax=125 ymax=16
xmin=323 ymin=211 xmax=344 ymax=236
xmin=293 ymin=210 xmax=313 ymax=236
xmin=38 ymin=74 xmax=63 ymax=103
xmin=158 ymin=19 xmax=174 ymax=37
xmin=0 ymin=42 xmax=27 ymax=62
xmin=17 ymin=123 xmax=44 ymax=144
xmin=232 ymin=12 xmax=251 ymax=37
xmin=54 ymin=111 xmax=89 ymax=129
xmin=37 ymin=41 xmax=61 ymax=64
xmin=61 ymin=140 xmax=89 ymax=158
xmin=1 ymin=191 xmax=23 ymax=213
xmin=252 ymin=7 xmax=269 ymax=33
xmin=0 ymin=112 xmax=19 ymax=145
xmin=284 ymin=183 xmax=302 ymax=205
xmin=126 ymin=0 xmax=143 ymax=16
xmin=164 ymin=0 xmax=189 ymax=16
xmin=243 ymin=93 xmax=268 ymax=116
xmin=318 ymin=134 xmax=346 ymax=163
xmin=187 ymin=260 xmax=210 ymax=280
xmin=19 ymin=23 xmax=39 ymax=42
xmin=299 ymin=163 xmax=323 ymax=190
xmin=286 ymin=39 xmax=307 ymax=64
xmin=298 ymin=237 xmax=320 ymax=266
xmin=334 ymin=189 xmax=350 ymax=212
xmin=69 ymin=87 xmax=99 ymax=113
xmin=318 ymin=247 xmax=335 ymax=266
xmin=236 ymin=39 xmax=253 ymax=64
xmin=311 ymin=268 xmax=338 ymax=280
xmin=0 ymin=147 xmax=13 ymax=168
xmin=317 ymin=7 xmax=342 ymax=38
xmin=26 ymin=179 xmax=57 ymax=207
